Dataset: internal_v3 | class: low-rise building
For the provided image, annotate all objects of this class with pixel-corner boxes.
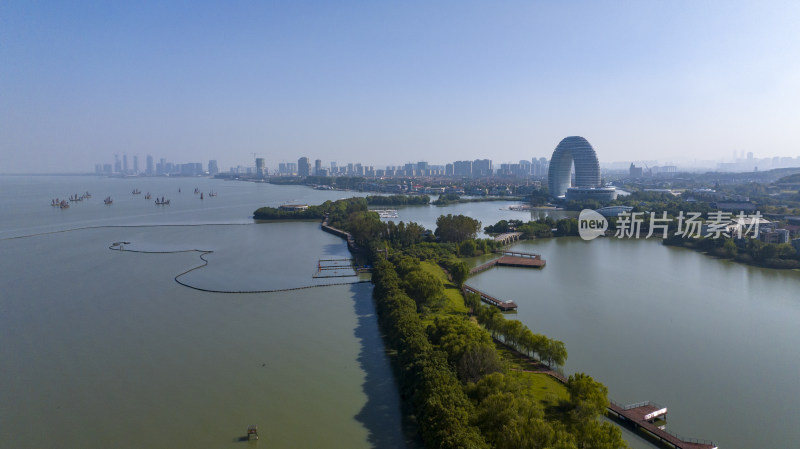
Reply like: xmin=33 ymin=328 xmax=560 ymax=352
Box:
xmin=279 ymin=204 xmax=309 ymax=211
xmin=759 ymin=229 xmax=790 ymax=244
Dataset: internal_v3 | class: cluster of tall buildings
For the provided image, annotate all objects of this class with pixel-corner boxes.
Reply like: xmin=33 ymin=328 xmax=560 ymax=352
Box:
xmin=267 ymin=157 xmax=551 ymax=179
xmin=94 ymin=154 xmax=218 ymax=177
xmin=717 ymin=152 xmax=800 ymax=172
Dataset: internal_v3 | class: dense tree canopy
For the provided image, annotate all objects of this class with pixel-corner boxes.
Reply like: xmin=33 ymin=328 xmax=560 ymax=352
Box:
xmin=436 ymin=214 xmax=482 ymax=243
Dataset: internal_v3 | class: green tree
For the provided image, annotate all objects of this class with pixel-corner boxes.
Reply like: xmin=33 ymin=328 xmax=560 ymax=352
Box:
xmin=464 ymin=292 xmax=481 ymax=315
xmin=458 ymin=345 xmax=505 ymax=383
xmin=403 ymin=269 xmax=444 ymax=310
xmin=722 ymin=239 xmax=738 ymax=258
xmin=436 ymin=214 xmax=482 ymax=243
xmin=459 ymin=240 xmax=478 ymax=257
xmin=444 ymin=258 xmax=470 ymax=287
xmin=567 ymin=373 xmax=609 ymax=422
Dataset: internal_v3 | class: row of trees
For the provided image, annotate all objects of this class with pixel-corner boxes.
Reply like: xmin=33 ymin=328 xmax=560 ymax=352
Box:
xmin=371 ymin=258 xmax=489 ymax=448
xmin=366 ymin=194 xmax=430 ymax=206
xmin=484 ymin=219 xmax=553 ymax=239
xmin=433 ymin=193 xmax=462 ymax=205
xmin=470 ymin=296 xmax=567 ymax=367
xmin=253 ymin=197 xmax=372 ymax=221
xmin=374 ymin=258 xmax=623 ymax=449
xmin=664 ymin=233 xmax=800 ymax=268
xmin=254 ymin=198 xmax=626 ymax=448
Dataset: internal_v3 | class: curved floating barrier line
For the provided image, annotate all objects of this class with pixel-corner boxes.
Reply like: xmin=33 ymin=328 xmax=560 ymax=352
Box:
xmin=109 ymin=241 xmax=369 ymax=294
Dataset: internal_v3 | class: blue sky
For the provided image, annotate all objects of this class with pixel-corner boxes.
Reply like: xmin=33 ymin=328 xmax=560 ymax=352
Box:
xmin=2 ymin=1 xmax=799 ymax=173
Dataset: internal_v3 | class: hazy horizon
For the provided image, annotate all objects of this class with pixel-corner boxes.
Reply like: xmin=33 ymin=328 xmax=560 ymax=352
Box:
xmin=3 ymin=1 xmax=800 ymax=173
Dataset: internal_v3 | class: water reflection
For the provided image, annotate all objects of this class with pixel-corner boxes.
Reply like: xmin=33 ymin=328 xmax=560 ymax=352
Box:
xmin=351 ymin=283 xmax=419 ymax=449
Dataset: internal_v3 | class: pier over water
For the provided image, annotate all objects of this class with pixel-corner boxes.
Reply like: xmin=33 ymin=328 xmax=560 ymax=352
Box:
xmin=462 ymin=285 xmax=517 ymax=311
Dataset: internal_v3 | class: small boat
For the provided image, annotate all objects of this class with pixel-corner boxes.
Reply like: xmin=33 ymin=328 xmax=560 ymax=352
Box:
xmin=104 ymin=196 xmax=113 ymax=205
xmin=84 ymin=191 xmax=92 ymax=198
xmin=208 ymin=191 xmax=217 ymax=197
xmin=69 ymin=194 xmax=82 ymax=202
xmin=132 ymin=189 xmax=141 ymax=195
xmin=60 ymin=200 xmax=70 ymax=208
xmin=144 ymin=193 xmax=151 ymax=200
xmin=200 ymin=193 xmax=204 ymax=200
xmin=193 ymin=188 xmax=199 ymax=194
xmin=247 ymin=425 xmax=258 ymax=441
xmin=51 ymin=199 xmax=60 ymax=207
xmin=155 ymin=196 xmax=170 ymax=205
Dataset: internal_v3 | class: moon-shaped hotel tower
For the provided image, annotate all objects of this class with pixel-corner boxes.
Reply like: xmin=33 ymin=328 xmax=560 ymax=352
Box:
xmin=547 ymin=136 xmax=616 ymax=201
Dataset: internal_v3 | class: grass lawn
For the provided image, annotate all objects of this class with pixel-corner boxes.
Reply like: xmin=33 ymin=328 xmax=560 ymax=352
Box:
xmin=418 ymin=260 xmax=468 ymax=315
xmin=511 ymin=371 xmax=571 ymax=421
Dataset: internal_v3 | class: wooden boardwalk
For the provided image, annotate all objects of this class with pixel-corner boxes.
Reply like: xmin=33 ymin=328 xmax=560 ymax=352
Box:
xmin=320 ymin=215 xmax=359 ymax=252
xmin=523 ymin=370 xmax=716 ymax=449
xmin=607 ymin=400 xmax=717 ymax=449
xmin=470 ymin=251 xmax=546 ymax=274
xmin=493 ymin=338 xmax=717 ymax=449
xmin=462 ymin=285 xmax=517 ymax=311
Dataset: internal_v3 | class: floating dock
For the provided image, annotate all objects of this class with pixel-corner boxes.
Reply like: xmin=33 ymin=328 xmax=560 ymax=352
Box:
xmin=470 ymin=251 xmax=546 ymax=274
xmin=462 ymin=285 xmax=517 ymax=311
xmin=607 ymin=400 xmax=717 ymax=449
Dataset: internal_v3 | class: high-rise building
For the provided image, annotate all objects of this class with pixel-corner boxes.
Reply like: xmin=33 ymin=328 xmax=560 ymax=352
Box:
xmin=123 ymin=154 xmax=128 ymax=174
xmin=180 ymin=163 xmax=203 ymax=176
xmin=146 ymin=155 xmax=154 ymax=175
xmin=453 ymin=160 xmax=472 ymax=177
xmin=256 ymin=158 xmax=266 ymax=177
xmin=548 ymin=136 xmax=615 ymax=201
xmin=518 ymin=160 xmax=532 ymax=176
xmin=208 ymin=160 xmax=219 ymax=175
xmin=472 ymin=159 xmax=492 ymax=177
xmin=532 ymin=157 xmax=549 ymax=177
xmin=548 ymin=136 xmax=600 ymax=196
xmin=629 ymin=163 xmax=643 ymax=178
xmin=298 ymin=157 xmax=310 ymax=177
xmin=314 ymin=159 xmax=322 ymax=176
xmin=133 ymin=155 xmax=139 ymax=174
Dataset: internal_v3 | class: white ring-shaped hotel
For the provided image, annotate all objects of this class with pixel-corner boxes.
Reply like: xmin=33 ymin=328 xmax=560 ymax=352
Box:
xmin=548 ymin=136 xmax=616 ymax=201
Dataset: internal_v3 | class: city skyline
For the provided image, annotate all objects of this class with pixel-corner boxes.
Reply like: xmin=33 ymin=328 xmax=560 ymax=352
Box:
xmin=3 ymin=1 xmax=800 ymax=173
xmin=86 ymin=147 xmax=800 ymax=177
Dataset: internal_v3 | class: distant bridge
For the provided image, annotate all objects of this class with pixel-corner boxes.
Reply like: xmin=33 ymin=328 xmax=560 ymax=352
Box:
xmin=494 ymin=232 xmax=522 ymax=245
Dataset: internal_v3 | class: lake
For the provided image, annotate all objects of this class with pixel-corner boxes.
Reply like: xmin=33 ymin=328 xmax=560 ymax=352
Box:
xmin=2 ymin=175 xmax=798 ymax=449
xmin=468 ymin=237 xmax=800 ymax=449
xmin=0 ymin=176 xmax=408 ymax=449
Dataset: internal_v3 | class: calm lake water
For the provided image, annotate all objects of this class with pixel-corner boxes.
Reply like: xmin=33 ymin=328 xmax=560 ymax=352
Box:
xmin=0 ymin=176 xmax=407 ymax=449
xmin=2 ymin=175 xmax=799 ymax=449
xmin=375 ymin=201 xmax=576 ymax=238
xmin=468 ymin=237 xmax=800 ymax=449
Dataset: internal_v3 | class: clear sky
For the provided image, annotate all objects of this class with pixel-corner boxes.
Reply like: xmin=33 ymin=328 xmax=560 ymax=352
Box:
xmin=2 ymin=1 xmax=800 ymax=173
